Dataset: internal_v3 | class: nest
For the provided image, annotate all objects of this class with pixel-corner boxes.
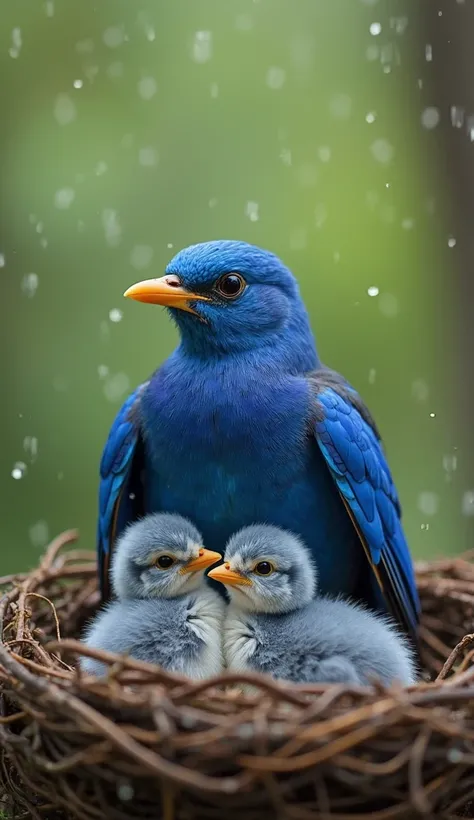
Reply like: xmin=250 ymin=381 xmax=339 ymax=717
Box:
xmin=1 ymin=535 xmax=474 ymax=820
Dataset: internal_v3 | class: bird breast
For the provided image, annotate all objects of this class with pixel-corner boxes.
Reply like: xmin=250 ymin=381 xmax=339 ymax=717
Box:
xmin=222 ymin=605 xmax=258 ymax=672
xmin=183 ymin=588 xmax=226 ymax=679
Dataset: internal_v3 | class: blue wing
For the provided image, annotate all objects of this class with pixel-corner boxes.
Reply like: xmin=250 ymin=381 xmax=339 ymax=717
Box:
xmin=309 ymin=370 xmax=420 ymax=641
xmin=97 ymin=383 xmax=148 ymax=600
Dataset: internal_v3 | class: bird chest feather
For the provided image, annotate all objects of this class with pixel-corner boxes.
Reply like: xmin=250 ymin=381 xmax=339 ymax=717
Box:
xmin=183 ymin=588 xmax=225 ymax=679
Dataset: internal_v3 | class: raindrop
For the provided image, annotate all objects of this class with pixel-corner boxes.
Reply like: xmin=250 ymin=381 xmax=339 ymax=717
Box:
xmin=447 ymin=748 xmax=464 ymax=764
xmin=75 ymin=39 xmax=94 ymax=54
xmin=84 ymin=65 xmax=99 ymax=82
xmin=429 ymin=412 xmax=436 ymax=418
xmin=448 ymin=236 xmax=456 ymax=248
xmin=366 ymin=45 xmax=379 ymax=61
xmin=329 ymin=93 xmax=352 ymax=120
xmin=421 ymin=107 xmax=440 ymax=129
xmin=98 ymin=365 xmax=109 ymax=379
xmin=73 ymin=79 xmax=83 ymax=89
xmin=23 ymin=436 xmax=38 ymax=463
xmin=102 ymin=209 xmax=122 ymax=247
xmin=208 ymin=197 xmax=218 ymax=208
xmin=402 ymin=217 xmax=415 ymax=230
xmin=117 ymin=783 xmax=134 ymax=802
xmin=245 ymin=201 xmax=260 ymax=222
xmin=266 ymin=67 xmax=286 ymax=90
xmin=369 ymin=22 xmax=382 ymax=35
xmin=103 ymin=373 xmax=130 ymax=402
xmin=390 ymin=16 xmax=408 ymax=34
xmin=95 ymin=161 xmax=108 ymax=176
xmin=365 ymin=112 xmax=376 ymax=123
xmin=9 ymin=27 xmax=22 ymax=59
xmin=192 ymin=31 xmax=213 ymax=64
xmin=103 ymin=26 xmax=125 ymax=48
xmin=210 ymin=82 xmax=219 ymax=98
xmin=138 ymin=147 xmax=158 ymax=167
xmin=36 ymin=221 xmax=44 ymax=234
xmin=370 ymin=139 xmax=394 ymax=164
xmin=145 ymin=25 xmax=156 ymax=42
xmin=420 ymin=523 xmax=430 ymax=531
xmin=443 ymin=454 xmax=458 ymax=474
xmin=411 ymin=379 xmax=429 ymax=402
xmin=425 ymin=44 xmax=433 ymax=61
xmin=462 ymin=491 xmax=474 ymax=516
xmin=368 ymin=368 xmax=377 ymax=384
xmin=107 ymin=61 xmax=124 ymax=79
xmin=367 ymin=286 xmax=379 ymax=297
xmin=418 ymin=491 xmax=439 ymax=516
xmin=317 ymin=146 xmax=331 ymax=162
xmin=40 ymin=238 xmax=48 ymax=249
xmin=450 ymin=106 xmax=465 ymax=128
xmin=54 ymin=94 xmax=77 ymax=126
xmin=280 ymin=148 xmax=292 ymax=166
xmin=130 ymin=245 xmax=154 ymax=270
xmin=137 ymin=76 xmax=157 ymax=100
xmin=11 ymin=462 xmax=27 ymax=480
xmin=29 ymin=520 xmax=50 ymax=548
xmin=44 ymin=1 xmax=54 ymax=16
xmin=0 ymin=254 xmax=5 ymax=267
xmin=109 ymin=308 xmax=123 ymax=323
xmin=54 ymin=187 xmax=75 ymax=210
xmin=21 ymin=273 xmax=39 ymax=298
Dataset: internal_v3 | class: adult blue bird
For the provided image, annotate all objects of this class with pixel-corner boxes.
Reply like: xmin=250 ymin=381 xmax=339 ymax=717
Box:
xmin=97 ymin=240 xmax=420 ymax=643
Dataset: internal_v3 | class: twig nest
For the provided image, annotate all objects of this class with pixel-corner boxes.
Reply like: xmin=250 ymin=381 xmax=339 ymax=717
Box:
xmin=1 ymin=533 xmax=474 ymax=819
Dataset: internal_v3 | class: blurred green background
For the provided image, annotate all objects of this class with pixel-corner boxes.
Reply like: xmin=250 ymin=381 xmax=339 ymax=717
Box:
xmin=1 ymin=0 xmax=470 ymax=574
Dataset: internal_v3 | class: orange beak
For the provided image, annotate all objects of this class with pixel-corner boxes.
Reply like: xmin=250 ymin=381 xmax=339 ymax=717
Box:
xmin=208 ymin=563 xmax=253 ymax=586
xmin=124 ymin=274 xmax=210 ymax=314
xmin=180 ymin=548 xmax=222 ymax=575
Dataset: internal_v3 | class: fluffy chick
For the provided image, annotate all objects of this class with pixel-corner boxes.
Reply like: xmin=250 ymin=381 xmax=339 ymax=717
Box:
xmin=209 ymin=525 xmax=416 ymax=687
xmin=82 ymin=514 xmax=223 ymax=679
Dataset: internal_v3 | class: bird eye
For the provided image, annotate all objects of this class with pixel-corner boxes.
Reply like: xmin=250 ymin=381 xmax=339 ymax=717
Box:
xmin=215 ymin=273 xmax=246 ymax=299
xmin=155 ymin=555 xmax=175 ymax=570
xmin=253 ymin=561 xmax=275 ymax=576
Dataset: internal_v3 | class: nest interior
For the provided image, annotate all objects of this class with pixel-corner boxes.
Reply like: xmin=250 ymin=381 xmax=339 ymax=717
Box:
xmin=1 ymin=533 xmax=474 ymax=820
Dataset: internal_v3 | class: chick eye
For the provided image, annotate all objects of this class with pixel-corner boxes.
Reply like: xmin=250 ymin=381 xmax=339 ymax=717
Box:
xmin=156 ymin=555 xmax=175 ymax=570
xmin=215 ymin=273 xmax=246 ymax=299
xmin=253 ymin=561 xmax=274 ymax=576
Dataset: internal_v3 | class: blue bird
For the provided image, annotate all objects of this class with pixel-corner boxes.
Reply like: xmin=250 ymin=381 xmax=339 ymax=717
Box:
xmin=97 ymin=240 xmax=420 ymax=643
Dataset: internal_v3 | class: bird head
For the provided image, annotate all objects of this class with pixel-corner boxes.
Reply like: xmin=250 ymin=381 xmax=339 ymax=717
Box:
xmin=124 ymin=240 xmax=317 ymax=366
xmin=111 ymin=513 xmax=221 ymax=600
xmin=208 ymin=524 xmax=317 ymax=614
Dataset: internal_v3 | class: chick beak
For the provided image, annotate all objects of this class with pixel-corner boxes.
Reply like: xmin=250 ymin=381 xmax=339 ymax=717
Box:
xmin=124 ymin=274 xmax=209 ymax=314
xmin=180 ymin=548 xmax=222 ymax=575
xmin=208 ymin=563 xmax=253 ymax=587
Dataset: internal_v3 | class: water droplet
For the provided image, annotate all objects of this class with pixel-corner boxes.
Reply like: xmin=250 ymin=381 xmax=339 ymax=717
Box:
xmin=29 ymin=520 xmax=49 ymax=548
xmin=448 ymin=236 xmax=456 ymax=248
xmin=450 ymin=106 xmax=465 ymax=128
xmin=443 ymin=454 xmax=458 ymax=473
xmin=402 ymin=217 xmax=415 ymax=230
xmin=95 ymin=161 xmax=108 ymax=176
xmin=23 ymin=436 xmax=38 ymax=463
xmin=420 ymin=523 xmax=430 ymax=531
xmin=447 ymin=748 xmax=463 ymax=764
xmin=21 ymin=273 xmax=39 ymax=298
xmin=9 ymin=27 xmax=22 ymax=59
xmin=107 ymin=61 xmax=124 ymax=79
xmin=296 ymin=164 xmax=318 ymax=187
xmin=102 ymin=209 xmax=122 ymax=247
xmin=369 ymin=22 xmax=382 ymax=35
xmin=429 ymin=412 xmax=436 ymax=418
xmin=54 ymin=188 xmax=75 ymax=210
xmin=368 ymin=368 xmax=377 ymax=384
xmin=421 ymin=107 xmax=440 ymax=129
xmin=117 ymin=783 xmax=134 ymax=802
xmin=208 ymin=197 xmax=218 ymax=209
xmin=317 ymin=146 xmax=331 ymax=162
xmin=44 ymin=1 xmax=54 ymax=17
xmin=11 ymin=462 xmax=27 ymax=480
xmin=138 ymin=147 xmax=158 ymax=167
xmin=418 ymin=491 xmax=439 ymax=516
xmin=266 ymin=67 xmax=286 ymax=90
xmin=390 ymin=16 xmax=408 ymax=34
xmin=236 ymin=14 xmax=253 ymax=31
xmin=0 ymin=254 xmax=5 ymax=267
xmin=73 ymin=79 xmax=83 ymax=89
xmin=103 ymin=372 xmax=130 ymax=402
xmin=137 ymin=76 xmax=157 ymax=100
xmin=54 ymin=94 xmax=77 ymax=126
xmin=109 ymin=308 xmax=123 ymax=323
xmin=379 ymin=292 xmax=399 ymax=317
xmin=245 ymin=201 xmax=259 ymax=222
xmin=192 ymin=31 xmax=213 ymax=64
xmin=130 ymin=245 xmax=154 ymax=270
xmin=75 ymin=39 xmax=94 ymax=54
xmin=98 ymin=364 xmax=109 ymax=379
xmin=425 ymin=44 xmax=433 ymax=61
xmin=103 ymin=26 xmax=125 ymax=48
xmin=368 ymin=286 xmax=379 ymax=297
xmin=365 ymin=112 xmax=376 ymax=124
xmin=411 ymin=378 xmax=429 ymax=402
xmin=333 ymin=251 xmax=341 ymax=263
xmin=329 ymin=93 xmax=352 ymax=120
xmin=210 ymin=82 xmax=219 ymax=98
xmin=314 ymin=203 xmax=327 ymax=229
xmin=366 ymin=45 xmax=379 ymax=61
xmin=462 ymin=491 xmax=474 ymax=516
xmin=370 ymin=139 xmax=394 ymax=164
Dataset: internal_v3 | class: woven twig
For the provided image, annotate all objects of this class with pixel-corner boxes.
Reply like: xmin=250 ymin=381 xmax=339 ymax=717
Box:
xmin=1 ymin=534 xmax=474 ymax=819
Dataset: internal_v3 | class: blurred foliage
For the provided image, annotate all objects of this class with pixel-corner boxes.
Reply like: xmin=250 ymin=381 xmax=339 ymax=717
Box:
xmin=0 ymin=0 xmax=470 ymax=573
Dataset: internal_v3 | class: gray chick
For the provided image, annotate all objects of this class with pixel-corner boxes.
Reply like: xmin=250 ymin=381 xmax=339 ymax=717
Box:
xmin=208 ymin=525 xmax=417 ymax=687
xmin=82 ymin=513 xmax=224 ymax=679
